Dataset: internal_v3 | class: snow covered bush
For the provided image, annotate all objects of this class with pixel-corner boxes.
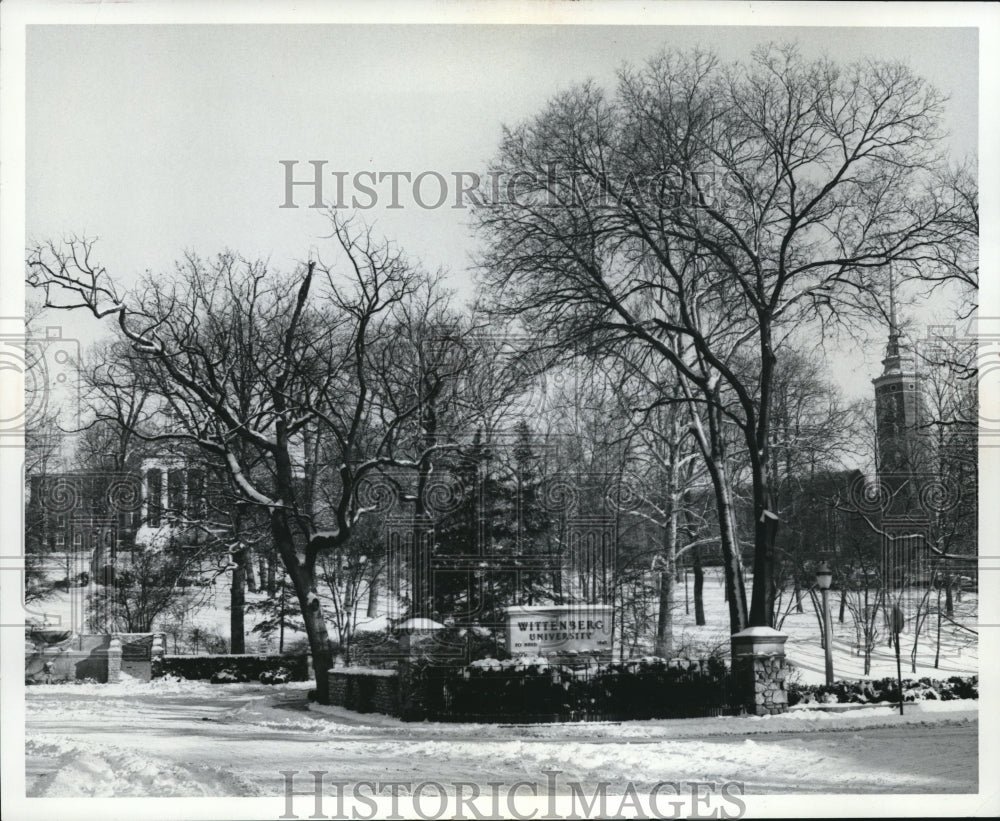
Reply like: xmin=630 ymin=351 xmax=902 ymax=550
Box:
xmin=421 ymin=656 xmax=734 ymax=722
xmin=210 ymin=668 xmax=249 ymax=684
xmin=787 ymin=675 xmax=977 ymax=706
xmin=260 ymin=667 xmax=292 ymax=684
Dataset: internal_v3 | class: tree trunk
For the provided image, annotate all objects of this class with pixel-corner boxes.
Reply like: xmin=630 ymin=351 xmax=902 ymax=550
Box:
xmin=714 ymin=473 xmax=747 ymax=633
xmin=696 ymin=402 xmax=747 ymax=634
xmin=271 ymin=512 xmax=332 ymax=703
xmin=934 ymin=586 xmax=942 ymax=669
xmin=838 ymin=591 xmax=846 ymax=624
xmin=808 ymin=588 xmax=825 ymax=647
xmin=366 ymin=576 xmax=379 ymax=619
xmin=693 ymin=550 xmax=706 ymax=626
xmin=748 ymin=478 xmax=778 ymax=627
xmin=654 ymin=570 xmax=674 ymax=658
xmin=242 ymin=549 xmax=257 ymax=594
xmin=266 ymin=553 xmax=277 ymax=596
xmin=230 ymin=550 xmax=246 ymax=654
xmin=655 ymin=450 xmax=681 ymax=658
xmin=279 ymin=579 xmax=286 ymax=654
xmin=945 ymin=577 xmax=954 ymax=616
xmin=794 ymin=581 xmax=804 ymax=614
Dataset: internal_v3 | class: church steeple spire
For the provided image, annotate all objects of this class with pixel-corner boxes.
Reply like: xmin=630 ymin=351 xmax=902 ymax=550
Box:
xmin=881 ymin=266 xmax=908 ymax=376
xmin=873 ymin=265 xmax=919 ymax=474
xmin=887 ymin=268 xmax=899 ymax=355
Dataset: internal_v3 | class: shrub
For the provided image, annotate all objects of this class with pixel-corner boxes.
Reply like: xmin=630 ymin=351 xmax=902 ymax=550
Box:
xmin=161 ymin=654 xmax=309 ymax=682
xmin=349 ymin=631 xmax=401 ymax=668
xmin=421 ymin=657 xmax=733 ymax=721
xmin=787 ymin=675 xmax=977 ymax=706
xmin=211 ymin=668 xmax=249 ymax=684
xmin=260 ymin=667 xmax=292 ymax=684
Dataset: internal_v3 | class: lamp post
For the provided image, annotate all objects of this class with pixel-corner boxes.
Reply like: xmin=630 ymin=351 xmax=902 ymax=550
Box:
xmin=816 ymin=562 xmax=834 ymax=686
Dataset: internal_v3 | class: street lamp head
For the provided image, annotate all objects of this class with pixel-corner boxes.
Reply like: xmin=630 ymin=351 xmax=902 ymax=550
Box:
xmin=815 ymin=562 xmax=833 ymax=590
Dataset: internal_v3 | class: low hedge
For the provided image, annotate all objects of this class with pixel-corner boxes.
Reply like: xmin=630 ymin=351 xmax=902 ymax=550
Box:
xmin=346 ymin=631 xmax=401 ymax=668
xmin=788 ymin=675 xmax=978 ymax=706
xmin=417 ymin=656 xmax=734 ymax=721
xmin=160 ymin=654 xmax=309 ymax=683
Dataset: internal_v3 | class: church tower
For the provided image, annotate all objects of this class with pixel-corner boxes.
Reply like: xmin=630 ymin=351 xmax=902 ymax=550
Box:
xmin=872 ymin=277 xmax=921 ymax=475
xmin=872 ymin=275 xmax=927 ymax=596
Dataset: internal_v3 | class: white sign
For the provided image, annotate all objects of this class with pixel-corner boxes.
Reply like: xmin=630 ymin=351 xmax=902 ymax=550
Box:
xmin=506 ymin=605 xmax=613 ymax=657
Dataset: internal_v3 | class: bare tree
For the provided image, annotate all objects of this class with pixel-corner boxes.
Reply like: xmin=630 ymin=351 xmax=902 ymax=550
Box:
xmin=27 ymin=214 xmax=458 ymax=700
xmin=596 ymin=351 xmax=719 ymax=656
xmin=24 ymin=300 xmax=65 ymax=607
xmin=477 ymin=44 xmax=973 ymax=630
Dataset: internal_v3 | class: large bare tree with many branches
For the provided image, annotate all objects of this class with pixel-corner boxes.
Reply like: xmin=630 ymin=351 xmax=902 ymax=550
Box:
xmin=477 ymin=44 xmax=975 ymax=630
xmin=28 ymin=214 xmax=467 ymax=700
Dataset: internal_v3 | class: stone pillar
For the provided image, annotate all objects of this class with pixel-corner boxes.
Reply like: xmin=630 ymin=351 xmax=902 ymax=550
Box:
xmin=396 ymin=618 xmax=446 ymax=720
xmin=151 ymin=632 xmax=166 ymax=678
xmin=107 ymin=636 xmax=123 ymax=684
xmin=730 ymin=626 xmax=788 ymax=716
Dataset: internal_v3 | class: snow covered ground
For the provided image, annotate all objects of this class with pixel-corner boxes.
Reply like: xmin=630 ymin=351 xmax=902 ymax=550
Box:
xmin=24 ymin=678 xmax=978 ymax=798
xmin=22 ymin=565 xmax=980 ymax=805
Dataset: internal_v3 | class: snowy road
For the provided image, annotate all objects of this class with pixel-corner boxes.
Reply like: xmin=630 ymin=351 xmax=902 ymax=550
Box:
xmin=25 ymin=680 xmax=978 ymax=797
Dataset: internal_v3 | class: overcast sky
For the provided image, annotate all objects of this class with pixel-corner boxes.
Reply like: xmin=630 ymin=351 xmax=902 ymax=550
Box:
xmin=26 ymin=24 xmax=979 ymax=399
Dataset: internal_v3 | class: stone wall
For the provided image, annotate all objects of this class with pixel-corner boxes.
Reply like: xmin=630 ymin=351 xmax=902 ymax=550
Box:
xmin=26 ymin=633 xmax=109 ymax=683
xmin=327 ymin=668 xmax=400 ymax=715
xmin=25 ymin=631 xmax=166 ymax=684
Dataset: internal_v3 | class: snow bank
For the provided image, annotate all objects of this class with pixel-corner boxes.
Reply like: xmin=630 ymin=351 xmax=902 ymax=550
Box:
xmin=27 ymin=675 xmax=314 ymax=698
xmin=27 ymin=737 xmax=261 ymax=797
xmin=298 ymin=695 xmax=976 ymax=741
xmin=328 ymin=666 xmax=397 ymax=677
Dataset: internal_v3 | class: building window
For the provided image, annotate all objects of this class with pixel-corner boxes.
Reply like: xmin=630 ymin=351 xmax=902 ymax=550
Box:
xmin=73 ymin=532 xmax=83 ymax=548
xmin=187 ymin=469 xmax=206 ymax=519
xmin=55 ymin=532 xmax=65 ymax=548
xmin=145 ymin=468 xmax=162 ymax=527
xmin=168 ymin=468 xmax=186 ymax=515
